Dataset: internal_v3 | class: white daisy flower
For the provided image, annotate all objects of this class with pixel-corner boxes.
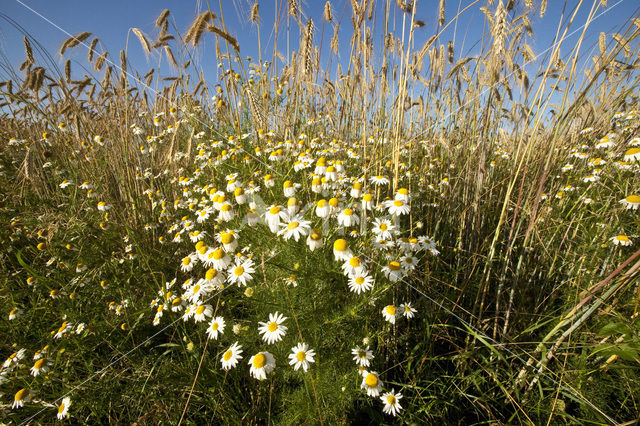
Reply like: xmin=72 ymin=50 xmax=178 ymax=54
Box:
xmin=258 ymin=312 xmax=288 ymax=344
xmin=278 ymin=214 xmax=311 ymax=242
xmin=221 ymin=341 xmax=243 ymax=370
xmin=619 ymin=195 xmax=640 ymax=210
xmin=400 ymin=302 xmax=417 ymax=319
xmin=193 ymin=304 xmax=213 ymax=323
xmin=248 ymin=351 xmax=276 ymax=380
xmin=333 ymin=239 xmax=353 ymax=262
xmin=381 ymin=390 xmax=403 ymax=416
xmin=337 ymin=208 xmax=359 ymax=227
xmin=382 ymin=261 xmax=404 ymax=282
xmin=611 ymin=235 xmax=632 ymax=246
xmin=12 ymin=388 xmax=30 ymax=409
xmin=227 ymin=258 xmax=256 ymax=286
xmin=382 ymin=305 xmax=398 ymax=324
xmin=207 ymin=316 xmax=226 ymax=340
xmin=288 ymin=342 xmax=316 ymax=372
xmin=348 ymin=273 xmax=374 ymax=294
xmin=306 ymin=228 xmax=324 ymax=251
xmin=361 ymin=370 xmax=383 ymax=397
xmin=57 ymin=396 xmax=71 ymax=420
xmin=351 ymin=346 xmax=374 ymax=367
xmin=386 ymin=199 xmax=410 ymax=216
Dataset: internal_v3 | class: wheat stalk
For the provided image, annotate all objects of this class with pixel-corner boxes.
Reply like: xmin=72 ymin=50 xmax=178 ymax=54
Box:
xmin=131 ymin=28 xmax=151 ymax=55
xmin=59 ymin=32 xmax=92 ymax=55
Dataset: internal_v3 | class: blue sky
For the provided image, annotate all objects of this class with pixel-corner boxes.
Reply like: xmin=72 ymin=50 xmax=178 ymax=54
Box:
xmin=0 ymin=0 xmax=637 ymax=103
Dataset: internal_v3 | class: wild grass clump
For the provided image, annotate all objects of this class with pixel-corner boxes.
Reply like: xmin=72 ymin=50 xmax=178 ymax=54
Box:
xmin=1 ymin=0 xmax=640 ymax=423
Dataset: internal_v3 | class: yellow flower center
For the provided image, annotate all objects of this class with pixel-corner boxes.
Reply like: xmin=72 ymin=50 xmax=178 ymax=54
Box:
xmin=212 ymin=322 xmax=219 ymax=331
xmin=253 ymin=353 xmax=266 ymax=368
xmin=296 ymin=351 xmax=306 ymax=361
xmin=310 ymin=230 xmax=322 ymax=240
xmin=329 ymin=198 xmax=339 ymax=207
xmin=626 ymin=147 xmax=640 ymax=156
xmin=288 ymin=222 xmax=299 ymax=230
xmin=393 ymin=200 xmax=403 ymax=207
xmin=223 ymin=350 xmax=232 ymax=361
xmin=221 ymin=204 xmax=232 ymax=212
xmin=334 ymin=239 xmax=348 ymax=252
xmin=34 ymin=359 xmax=45 ymax=369
xmin=205 ymin=269 xmax=217 ymax=280
xmin=387 ymin=395 xmax=396 ymax=405
xmin=182 ymin=257 xmax=191 ymax=266
xmin=626 ymin=195 xmax=640 ymax=203
xmin=268 ymin=322 xmax=278 ymax=332
xmin=213 ymin=249 xmax=225 ymax=260
xmin=363 ymin=193 xmax=373 ymax=201
xmin=388 ymin=261 xmax=401 ymax=271
xmin=15 ymin=388 xmax=28 ymax=401
xmin=355 ymin=277 xmax=365 ymax=285
xmin=234 ymin=266 xmax=245 ymax=276
xmin=269 ymin=206 xmax=281 ymax=215
xmin=617 ymin=235 xmax=630 ymax=242
xmin=196 ymin=305 xmax=206 ymax=315
xmin=343 ymin=208 xmax=354 ymax=216
xmin=379 ymin=223 xmax=388 ymax=231
xmin=349 ymin=257 xmax=361 ymax=267
xmin=193 ymin=284 xmax=201 ymax=294
xmin=365 ymin=373 xmax=378 ymax=387
xmin=398 ymin=188 xmax=408 ymax=195
xmin=317 ymin=199 xmax=328 ymax=207
xmin=58 ymin=402 xmax=65 ymax=413
xmin=386 ymin=305 xmax=396 ymax=315
xmin=221 ymin=233 xmax=234 ymax=244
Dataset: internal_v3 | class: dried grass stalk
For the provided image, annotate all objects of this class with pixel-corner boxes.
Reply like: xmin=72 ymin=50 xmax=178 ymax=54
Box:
xmin=59 ymin=32 xmax=92 ymax=55
xmin=132 ymin=28 xmax=152 ymax=55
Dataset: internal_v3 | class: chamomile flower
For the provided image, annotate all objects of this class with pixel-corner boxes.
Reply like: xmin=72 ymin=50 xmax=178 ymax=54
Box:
xmin=258 ymin=312 xmax=288 ymax=344
xmin=9 ymin=308 xmax=21 ymax=320
xmin=400 ymin=302 xmax=417 ymax=319
xmin=180 ymin=255 xmax=197 ymax=272
xmin=382 ymin=261 xmax=404 ymax=282
xmin=248 ymin=351 xmax=276 ymax=380
xmin=227 ymin=258 xmax=256 ymax=286
xmin=333 ymin=238 xmax=353 ymax=261
xmin=348 ymin=273 xmax=374 ymax=294
xmin=30 ymin=358 xmax=50 ymax=376
xmin=623 ymin=148 xmax=640 ymax=162
xmin=207 ymin=316 xmax=226 ymax=340
xmin=278 ymin=214 xmax=311 ymax=242
xmin=57 ymin=396 xmax=71 ymax=420
xmin=59 ymin=179 xmax=74 ymax=189
xmin=361 ymin=370 xmax=383 ymax=397
xmin=288 ymin=342 xmax=316 ymax=372
xmin=12 ymin=388 xmax=30 ymax=409
xmin=307 ymin=228 xmax=324 ymax=251
xmin=382 ymin=305 xmax=398 ymax=324
xmin=221 ymin=341 xmax=243 ymax=370
xmin=337 ymin=208 xmax=359 ymax=227
xmin=193 ymin=304 xmax=212 ymax=322
xmin=611 ymin=235 xmax=632 ymax=246
xmin=352 ymin=346 xmax=374 ymax=367
xmin=370 ymin=175 xmax=390 ymax=186
xmin=371 ymin=218 xmax=395 ymax=240
xmin=386 ymin=199 xmax=410 ymax=216
xmin=620 ymin=195 xmax=640 ymax=210
xmin=381 ymin=390 xmax=403 ymax=416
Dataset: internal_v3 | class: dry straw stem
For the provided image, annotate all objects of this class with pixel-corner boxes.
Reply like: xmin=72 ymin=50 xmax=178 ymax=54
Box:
xmin=59 ymin=32 xmax=92 ymax=55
